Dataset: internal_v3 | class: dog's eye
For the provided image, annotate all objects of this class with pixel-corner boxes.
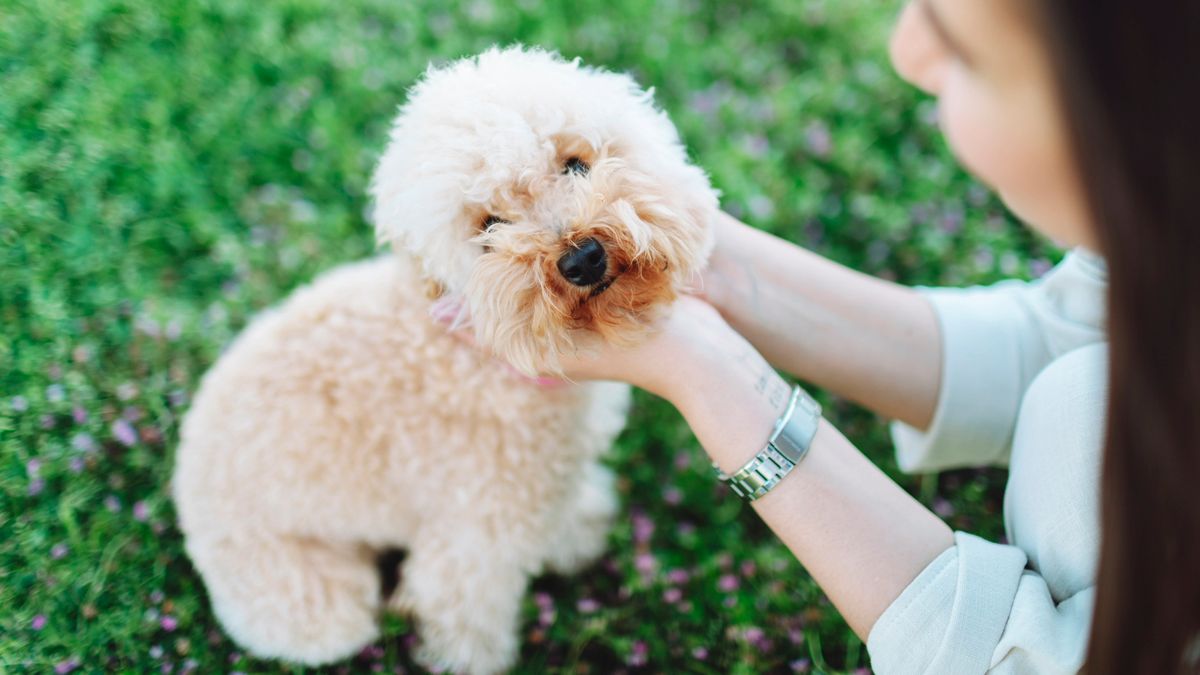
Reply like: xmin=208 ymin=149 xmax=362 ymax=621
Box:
xmin=481 ymin=215 xmax=507 ymax=231
xmin=564 ymin=157 xmax=590 ymax=176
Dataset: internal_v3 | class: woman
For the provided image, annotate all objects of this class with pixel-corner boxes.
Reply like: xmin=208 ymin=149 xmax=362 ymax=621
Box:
xmin=449 ymin=1 xmax=1200 ymax=671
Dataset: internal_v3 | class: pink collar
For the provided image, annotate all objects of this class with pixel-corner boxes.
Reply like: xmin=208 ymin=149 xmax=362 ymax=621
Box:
xmin=502 ymin=362 xmax=570 ymax=389
xmin=431 ymin=296 xmax=569 ymax=389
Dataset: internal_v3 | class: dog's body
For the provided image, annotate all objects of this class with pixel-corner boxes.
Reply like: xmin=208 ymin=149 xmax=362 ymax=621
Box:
xmin=173 ymin=46 xmax=717 ymax=673
xmin=174 ymin=255 xmax=629 ymax=670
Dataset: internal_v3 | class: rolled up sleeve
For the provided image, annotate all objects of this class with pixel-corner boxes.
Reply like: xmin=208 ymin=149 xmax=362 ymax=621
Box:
xmin=867 ymin=531 xmax=1094 ymax=674
xmin=890 ymin=249 xmax=1107 ymax=473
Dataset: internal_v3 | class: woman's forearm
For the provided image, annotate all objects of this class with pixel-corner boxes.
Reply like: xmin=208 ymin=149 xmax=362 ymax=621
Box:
xmin=702 ymin=212 xmax=942 ymax=429
xmin=670 ymin=342 xmax=954 ymax=640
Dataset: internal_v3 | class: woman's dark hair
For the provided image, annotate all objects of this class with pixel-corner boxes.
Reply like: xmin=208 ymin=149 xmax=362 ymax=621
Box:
xmin=1025 ymin=1 xmax=1200 ymax=672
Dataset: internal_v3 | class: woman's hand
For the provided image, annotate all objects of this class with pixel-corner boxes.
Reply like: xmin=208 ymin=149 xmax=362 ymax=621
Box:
xmin=437 ymin=294 xmax=756 ymax=409
xmin=554 ymin=293 xmax=748 ymax=396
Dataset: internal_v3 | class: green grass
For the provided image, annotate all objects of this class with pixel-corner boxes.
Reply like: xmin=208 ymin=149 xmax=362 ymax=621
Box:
xmin=0 ymin=0 xmax=1060 ymax=672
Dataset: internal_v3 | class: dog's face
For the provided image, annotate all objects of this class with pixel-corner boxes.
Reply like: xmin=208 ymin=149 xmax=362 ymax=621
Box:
xmin=371 ymin=46 xmax=718 ymax=375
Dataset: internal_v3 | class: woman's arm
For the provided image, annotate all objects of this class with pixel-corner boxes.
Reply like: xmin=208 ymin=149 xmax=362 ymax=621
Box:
xmin=701 ymin=212 xmax=942 ymax=429
xmin=569 ymin=298 xmax=955 ymax=640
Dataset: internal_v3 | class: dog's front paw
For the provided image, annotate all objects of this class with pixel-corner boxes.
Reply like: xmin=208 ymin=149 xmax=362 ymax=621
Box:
xmin=413 ymin=624 xmax=517 ymax=675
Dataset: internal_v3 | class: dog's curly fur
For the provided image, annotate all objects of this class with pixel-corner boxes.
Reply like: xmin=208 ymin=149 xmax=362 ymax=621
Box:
xmin=172 ymin=46 xmax=718 ymax=674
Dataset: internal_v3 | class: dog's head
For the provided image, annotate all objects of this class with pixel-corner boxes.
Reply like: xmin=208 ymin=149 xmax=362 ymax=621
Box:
xmin=371 ymin=46 xmax=718 ymax=374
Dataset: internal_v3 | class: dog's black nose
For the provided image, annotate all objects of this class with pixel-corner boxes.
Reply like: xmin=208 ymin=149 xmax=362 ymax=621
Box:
xmin=557 ymin=238 xmax=607 ymax=287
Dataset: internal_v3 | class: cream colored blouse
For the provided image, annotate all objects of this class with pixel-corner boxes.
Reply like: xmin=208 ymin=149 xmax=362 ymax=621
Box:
xmin=867 ymin=248 xmax=1108 ymax=674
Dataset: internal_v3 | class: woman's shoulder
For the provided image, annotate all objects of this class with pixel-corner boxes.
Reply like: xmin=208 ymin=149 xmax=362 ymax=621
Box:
xmin=1025 ymin=341 xmax=1108 ymax=404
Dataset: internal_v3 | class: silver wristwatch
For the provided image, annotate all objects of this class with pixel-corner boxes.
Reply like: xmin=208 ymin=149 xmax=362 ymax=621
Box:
xmin=714 ymin=385 xmax=822 ymax=502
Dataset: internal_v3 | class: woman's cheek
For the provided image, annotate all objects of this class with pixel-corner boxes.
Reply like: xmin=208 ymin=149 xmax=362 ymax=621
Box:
xmin=937 ymin=69 xmax=1019 ymax=194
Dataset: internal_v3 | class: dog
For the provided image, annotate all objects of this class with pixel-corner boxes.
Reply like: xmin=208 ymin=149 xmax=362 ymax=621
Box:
xmin=172 ymin=45 xmax=718 ymax=674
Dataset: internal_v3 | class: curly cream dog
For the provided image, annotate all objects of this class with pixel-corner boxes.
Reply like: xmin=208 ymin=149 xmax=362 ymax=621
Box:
xmin=172 ymin=45 xmax=717 ymax=673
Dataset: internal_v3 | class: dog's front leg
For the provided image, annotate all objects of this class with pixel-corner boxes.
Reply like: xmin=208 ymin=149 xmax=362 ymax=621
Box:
xmin=390 ymin=526 xmax=530 ymax=675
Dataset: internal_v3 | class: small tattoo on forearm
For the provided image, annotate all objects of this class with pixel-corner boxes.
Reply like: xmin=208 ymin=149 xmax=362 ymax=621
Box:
xmin=771 ymin=379 xmax=791 ymax=408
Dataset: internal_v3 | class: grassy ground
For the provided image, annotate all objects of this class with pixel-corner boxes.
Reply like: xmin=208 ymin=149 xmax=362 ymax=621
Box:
xmin=0 ymin=0 xmax=1061 ymax=672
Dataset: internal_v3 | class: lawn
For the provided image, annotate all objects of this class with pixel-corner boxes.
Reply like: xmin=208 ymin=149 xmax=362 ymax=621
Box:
xmin=0 ymin=0 xmax=1060 ymax=672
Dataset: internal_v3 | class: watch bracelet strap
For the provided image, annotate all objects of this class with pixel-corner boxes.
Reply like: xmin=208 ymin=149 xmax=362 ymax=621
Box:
xmin=713 ymin=385 xmax=822 ymax=501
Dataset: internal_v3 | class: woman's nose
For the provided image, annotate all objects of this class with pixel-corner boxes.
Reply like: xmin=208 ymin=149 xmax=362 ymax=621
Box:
xmin=890 ymin=2 xmax=946 ymax=95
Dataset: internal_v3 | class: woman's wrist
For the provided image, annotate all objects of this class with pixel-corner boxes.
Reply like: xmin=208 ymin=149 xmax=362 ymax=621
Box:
xmin=660 ymin=329 xmax=793 ymax=475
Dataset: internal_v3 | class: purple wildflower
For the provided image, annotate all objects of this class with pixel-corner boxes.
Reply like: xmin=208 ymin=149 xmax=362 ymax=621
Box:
xmin=691 ymin=646 xmax=708 ymax=660
xmin=133 ymin=501 xmax=150 ymax=522
xmin=673 ymin=451 xmax=691 ymax=470
xmin=72 ymin=406 xmax=88 ymax=424
xmin=631 ymin=512 xmax=655 ymax=545
xmin=718 ymin=574 xmax=739 ymax=593
xmin=161 ymin=615 xmax=178 ymax=632
xmin=627 ymin=640 xmax=648 ymax=667
xmin=150 ymin=590 xmax=165 ymax=604
xmin=46 ymin=384 xmax=65 ymax=402
xmin=31 ymin=615 xmax=47 ymax=631
xmin=359 ymin=645 xmax=385 ymax=660
xmin=748 ymin=194 xmax=775 ymax=220
xmin=634 ymin=551 xmax=658 ymax=576
xmin=665 ymin=568 xmax=690 ymax=585
xmin=741 ymin=133 xmax=770 ymax=159
xmin=28 ymin=477 xmax=45 ymax=497
xmin=26 ymin=459 xmax=41 ymax=477
xmin=10 ymin=396 xmax=28 ymax=412
xmin=51 ymin=543 xmax=69 ymax=560
xmin=112 ymin=419 xmax=137 ymax=446
xmin=662 ymin=588 xmax=682 ymax=604
xmin=662 ymin=486 xmax=683 ymax=506
xmin=790 ymin=658 xmax=812 ymax=672
xmin=54 ymin=658 xmax=80 ymax=674
xmin=743 ymin=626 xmax=773 ymax=652
xmin=804 ymin=121 xmax=834 ymax=158
xmin=973 ymin=247 xmax=995 ymax=271
xmin=69 ymin=456 xmax=85 ymax=473
xmin=740 ymin=560 xmax=757 ymax=578
xmin=71 ymin=433 xmax=96 ymax=453
xmin=933 ymin=497 xmax=956 ymax=518
xmin=104 ymin=495 xmax=121 ymax=512
xmin=577 ymin=598 xmax=600 ymax=613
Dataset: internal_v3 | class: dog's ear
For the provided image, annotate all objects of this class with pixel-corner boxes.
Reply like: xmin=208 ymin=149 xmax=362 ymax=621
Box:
xmin=369 ymin=105 xmax=480 ymax=293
